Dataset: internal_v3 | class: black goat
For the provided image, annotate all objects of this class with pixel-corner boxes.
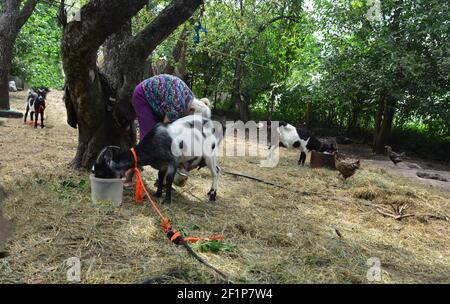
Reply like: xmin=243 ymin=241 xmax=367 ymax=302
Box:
xmin=93 ymin=115 xmax=222 ymax=204
xmin=294 ymin=126 xmax=337 ymax=165
xmin=24 ymin=88 xmax=49 ymax=128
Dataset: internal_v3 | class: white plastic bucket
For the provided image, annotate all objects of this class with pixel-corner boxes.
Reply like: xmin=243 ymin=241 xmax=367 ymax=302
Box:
xmin=90 ymin=174 xmax=123 ymax=206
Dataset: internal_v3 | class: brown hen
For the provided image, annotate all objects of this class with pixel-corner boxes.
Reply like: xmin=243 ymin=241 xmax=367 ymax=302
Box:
xmin=385 ymin=145 xmax=405 ymax=165
xmin=335 ymin=157 xmax=360 ymax=180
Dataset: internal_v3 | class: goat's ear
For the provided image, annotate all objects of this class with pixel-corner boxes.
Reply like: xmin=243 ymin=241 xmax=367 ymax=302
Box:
xmin=104 ymin=149 xmax=113 ymax=163
xmin=105 ymin=146 xmax=121 ymax=162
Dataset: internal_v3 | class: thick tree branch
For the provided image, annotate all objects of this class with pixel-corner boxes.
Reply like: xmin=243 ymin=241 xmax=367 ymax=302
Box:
xmin=57 ymin=0 xmax=67 ymax=28
xmin=0 ymin=1 xmax=19 ymax=32
xmin=128 ymin=0 xmax=203 ymax=61
xmin=64 ymin=0 xmax=147 ymax=54
xmin=17 ymin=0 xmax=39 ymax=29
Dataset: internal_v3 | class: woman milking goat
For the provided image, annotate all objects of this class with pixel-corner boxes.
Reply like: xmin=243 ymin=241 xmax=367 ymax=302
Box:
xmin=111 ymin=74 xmax=212 ymax=188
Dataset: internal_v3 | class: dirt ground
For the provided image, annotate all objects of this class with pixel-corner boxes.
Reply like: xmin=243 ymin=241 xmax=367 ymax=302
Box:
xmin=337 ymin=144 xmax=450 ymax=193
xmin=0 ymin=90 xmax=78 ymax=184
xmin=0 ymin=90 xmax=449 ymax=283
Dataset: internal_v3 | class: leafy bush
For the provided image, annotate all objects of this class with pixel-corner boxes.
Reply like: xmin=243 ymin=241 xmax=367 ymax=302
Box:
xmin=11 ymin=2 xmax=64 ymax=89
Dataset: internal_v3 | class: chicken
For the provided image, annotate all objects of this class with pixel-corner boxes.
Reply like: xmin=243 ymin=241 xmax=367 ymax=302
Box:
xmin=335 ymin=157 xmax=360 ymax=180
xmin=385 ymin=145 xmax=405 ymax=165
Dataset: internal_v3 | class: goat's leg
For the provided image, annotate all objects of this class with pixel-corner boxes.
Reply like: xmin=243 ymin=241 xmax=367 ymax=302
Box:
xmin=30 ymin=110 xmax=34 ymax=122
xmin=40 ymin=110 xmax=44 ymax=128
xmin=24 ymin=105 xmax=29 ymax=123
xmin=302 ymin=149 xmax=310 ymax=166
xmin=298 ymin=151 xmax=307 ymax=166
xmin=154 ymin=170 xmax=165 ymax=198
xmin=261 ymin=144 xmax=279 ymax=167
xmin=34 ymin=110 xmax=38 ymax=128
xmin=206 ymin=157 xmax=219 ymax=202
xmin=163 ymin=164 xmax=176 ymax=204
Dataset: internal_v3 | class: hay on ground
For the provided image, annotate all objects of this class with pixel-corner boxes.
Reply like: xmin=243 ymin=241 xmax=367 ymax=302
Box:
xmin=0 ymin=91 xmax=449 ymax=283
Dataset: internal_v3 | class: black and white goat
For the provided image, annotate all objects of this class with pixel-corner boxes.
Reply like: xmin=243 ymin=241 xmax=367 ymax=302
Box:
xmin=93 ymin=115 xmax=223 ymax=204
xmin=267 ymin=121 xmax=336 ymax=166
xmin=24 ymin=88 xmax=49 ymax=128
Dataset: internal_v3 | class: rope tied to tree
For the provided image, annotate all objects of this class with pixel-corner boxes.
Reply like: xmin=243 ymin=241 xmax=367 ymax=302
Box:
xmin=193 ymin=4 xmax=207 ymax=46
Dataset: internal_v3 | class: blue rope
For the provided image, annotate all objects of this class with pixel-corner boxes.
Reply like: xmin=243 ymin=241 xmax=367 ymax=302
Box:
xmin=194 ymin=21 xmax=208 ymax=45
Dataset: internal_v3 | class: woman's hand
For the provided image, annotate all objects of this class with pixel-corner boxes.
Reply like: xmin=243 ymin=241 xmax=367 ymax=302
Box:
xmin=163 ymin=115 xmax=170 ymax=123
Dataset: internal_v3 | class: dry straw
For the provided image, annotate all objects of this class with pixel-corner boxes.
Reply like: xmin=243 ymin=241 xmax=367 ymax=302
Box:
xmin=0 ymin=92 xmax=449 ymax=283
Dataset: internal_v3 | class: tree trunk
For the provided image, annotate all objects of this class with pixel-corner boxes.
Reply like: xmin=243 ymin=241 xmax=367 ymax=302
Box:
xmin=232 ymin=58 xmax=248 ymax=121
xmin=142 ymin=56 xmax=154 ymax=79
xmin=213 ymin=91 xmax=217 ymax=109
xmin=373 ymin=92 xmax=385 ymax=150
xmin=374 ymin=96 xmax=396 ymax=154
xmin=0 ymin=58 xmax=12 ymax=109
xmin=100 ymin=21 xmax=133 ymax=91
xmin=305 ymin=102 xmax=313 ymax=127
xmin=62 ymin=49 xmax=120 ymax=168
xmin=0 ymin=32 xmax=14 ymax=109
xmin=268 ymin=89 xmax=276 ymax=123
xmin=148 ymin=26 xmax=188 ymax=81
xmin=61 ymin=0 xmax=203 ymax=169
xmin=346 ymin=104 xmax=358 ymax=136
xmin=0 ymin=0 xmax=39 ymax=109
xmin=169 ymin=26 xmax=189 ymax=81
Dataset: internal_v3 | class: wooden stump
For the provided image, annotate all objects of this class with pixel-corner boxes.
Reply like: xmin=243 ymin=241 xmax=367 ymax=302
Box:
xmin=310 ymin=151 xmax=336 ymax=170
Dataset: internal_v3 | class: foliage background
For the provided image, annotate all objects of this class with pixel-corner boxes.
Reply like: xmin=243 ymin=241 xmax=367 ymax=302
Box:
xmin=9 ymin=0 xmax=450 ymax=160
xmin=11 ymin=2 xmax=64 ymax=89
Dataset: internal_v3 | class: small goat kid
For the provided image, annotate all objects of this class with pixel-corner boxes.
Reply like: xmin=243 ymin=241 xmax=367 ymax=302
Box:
xmin=93 ymin=115 xmax=222 ymax=204
xmin=24 ymin=88 xmax=49 ymax=128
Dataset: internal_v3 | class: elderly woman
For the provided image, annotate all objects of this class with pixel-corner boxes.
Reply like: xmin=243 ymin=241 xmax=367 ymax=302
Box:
xmin=132 ymin=74 xmax=210 ymax=141
xmin=121 ymin=74 xmax=211 ymax=186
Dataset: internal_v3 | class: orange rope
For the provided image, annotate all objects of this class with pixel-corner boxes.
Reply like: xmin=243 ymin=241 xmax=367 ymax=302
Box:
xmin=129 ymin=147 xmax=224 ymax=243
xmin=130 ymin=148 xmax=165 ymax=219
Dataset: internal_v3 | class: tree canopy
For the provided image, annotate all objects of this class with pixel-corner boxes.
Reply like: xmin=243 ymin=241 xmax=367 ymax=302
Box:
xmin=7 ymin=0 xmax=450 ymax=160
